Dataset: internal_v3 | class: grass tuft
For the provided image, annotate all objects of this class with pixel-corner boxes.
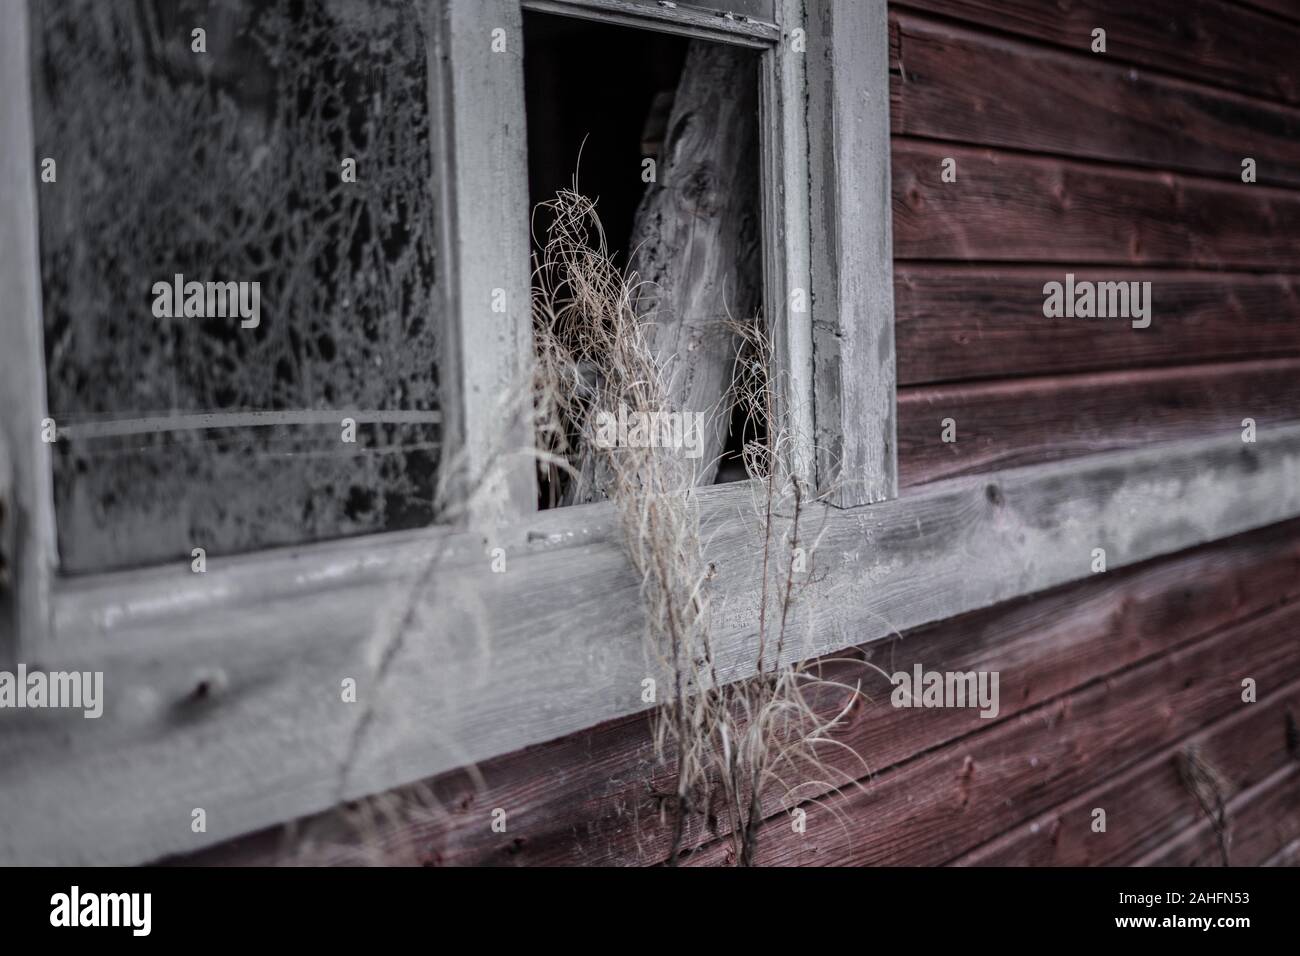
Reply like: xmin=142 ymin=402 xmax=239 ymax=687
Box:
xmin=532 ymin=189 xmax=869 ymax=865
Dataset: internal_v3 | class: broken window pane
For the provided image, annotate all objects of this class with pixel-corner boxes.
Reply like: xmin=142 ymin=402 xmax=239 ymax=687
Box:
xmin=524 ymin=13 xmax=763 ymax=507
xmin=31 ymin=0 xmax=444 ymax=573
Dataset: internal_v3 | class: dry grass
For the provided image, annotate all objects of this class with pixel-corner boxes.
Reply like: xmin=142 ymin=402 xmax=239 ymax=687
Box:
xmin=532 ymin=189 xmax=868 ymax=865
xmin=1177 ymin=745 xmax=1232 ymax=866
xmin=277 ymin=188 xmax=871 ymax=868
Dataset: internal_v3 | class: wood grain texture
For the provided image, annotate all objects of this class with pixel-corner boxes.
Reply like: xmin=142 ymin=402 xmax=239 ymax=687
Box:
xmin=1134 ymin=764 xmax=1300 ymax=867
xmin=894 ymin=0 xmax=1300 ymax=106
xmin=896 ymin=358 xmax=1300 ymax=487
xmin=953 ymin=677 xmax=1300 ymax=865
xmin=895 ymin=268 xmax=1300 ymax=385
xmin=1262 ymin=836 xmax=1300 ymax=866
xmin=808 ymin=0 xmax=898 ymax=506
xmin=9 ymin=426 xmax=1300 ymax=864
xmin=186 ymin=517 xmax=1300 ymax=865
xmin=0 ymin=434 xmax=12 ymax=659
xmin=0 ymin=2 xmax=56 ymax=660
xmin=683 ymin=595 xmax=1300 ymax=865
xmin=763 ymin=0 xmax=816 ymax=481
xmin=520 ymin=0 xmax=781 ymax=47
xmin=441 ymin=0 xmax=536 ymax=528
xmin=1237 ymin=1 xmax=1300 ymax=26
xmin=890 ymin=13 xmax=1300 ymax=187
xmin=628 ymin=40 xmax=761 ymax=488
xmin=892 ymin=139 xmax=1300 ymax=269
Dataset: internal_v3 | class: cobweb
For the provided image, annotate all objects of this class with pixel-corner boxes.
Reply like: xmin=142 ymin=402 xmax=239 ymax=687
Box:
xmin=33 ymin=0 xmax=444 ymax=572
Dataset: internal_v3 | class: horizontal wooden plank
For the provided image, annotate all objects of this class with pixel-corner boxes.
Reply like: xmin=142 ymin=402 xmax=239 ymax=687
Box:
xmin=7 ymin=426 xmax=1300 ymax=865
xmin=952 ymin=677 xmax=1300 ymax=865
xmin=894 ymin=0 xmax=1300 ymax=106
xmin=895 ymin=268 xmax=1300 ymax=385
xmin=1263 ymin=836 xmax=1300 ymax=866
xmin=898 ymin=359 xmax=1300 ymax=487
xmin=892 ymin=139 xmax=1300 ymax=269
xmin=683 ymin=595 xmax=1300 ymax=865
xmin=891 ymin=13 xmax=1300 ymax=186
xmin=1135 ymin=763 xmax=1300 ymax=866
xmin=1238 ymin=1 xmax=1300 ymax=26
xmin=189 ymin=517 xmax=1300 ymax=865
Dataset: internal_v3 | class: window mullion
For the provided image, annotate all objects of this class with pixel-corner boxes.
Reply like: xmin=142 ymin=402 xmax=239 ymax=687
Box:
xmin=0 ymin=3 xmax=57 ymax=659
xmin=807 ymin=0 xmax=898 ymax=507
xmin=438 ymin=0 xmax=538 ymax=529
xmin=763 ymin=0 xmax=816 ymax=485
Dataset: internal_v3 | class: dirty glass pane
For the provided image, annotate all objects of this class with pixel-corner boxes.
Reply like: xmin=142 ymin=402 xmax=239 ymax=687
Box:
xmin=30 ymin=0 xmax=444 ymax=573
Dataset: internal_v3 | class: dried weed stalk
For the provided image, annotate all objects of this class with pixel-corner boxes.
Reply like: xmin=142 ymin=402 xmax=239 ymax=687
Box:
xmin=533 ymin=190 xmax=865 ymax=866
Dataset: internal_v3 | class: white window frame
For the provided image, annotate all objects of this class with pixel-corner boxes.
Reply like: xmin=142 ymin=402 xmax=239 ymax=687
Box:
xmin=3 ymin=0 xmax=1299 ymax=865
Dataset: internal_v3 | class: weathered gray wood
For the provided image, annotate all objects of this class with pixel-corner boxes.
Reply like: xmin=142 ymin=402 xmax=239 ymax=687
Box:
xmin=628 ymin=40 xmax=762 ymax=487
xmin=438 ymin=0 xmax=537 ymax=530
xmin=0 ymin=433 xmax=12 ymax=659
xmin=807 ymin=0 xmax=897 ymax=506
xmin=521 ymin=0 xmax=780 ymax=47
xmin=5 ymin=425 xmax=1300 ymax=864
xmin=762 ymin=0 xmax=815 ymax=480
xmin=0 ymin=3 xmax=56 ymax=661
xmin=186 ymin=517 xmax=1300 ymax=866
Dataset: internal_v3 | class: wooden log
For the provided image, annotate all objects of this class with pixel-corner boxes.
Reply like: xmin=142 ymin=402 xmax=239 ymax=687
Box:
xmin=893 ymin=0 xmax=1300 ymax=106
xmin=895 ymin=267 xmax=1300 ymax=385
xmin=683 ymin=595 xmax=1300 ymax=865
xmin=952 ymin=677 xmax=1300 ymax=865
xmin=627 ymin=40 xmax=761 ymax=486
xmin=184 ymin=517 xmax=1300 ymax=865
xmin=897 ymin=358 xmax=1300 ymax=487
xmin=890 ymin=13 xmax=1300 ymax=186
xmin=891 ymin=139 xmax=1300 ymax=269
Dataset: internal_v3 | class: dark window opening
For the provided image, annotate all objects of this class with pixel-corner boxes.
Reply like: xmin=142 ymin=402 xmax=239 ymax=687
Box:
xmin=524 ymin=14 xmax=688 ymax=262
xmin=524 ymin=12 xmax=764 ymax=507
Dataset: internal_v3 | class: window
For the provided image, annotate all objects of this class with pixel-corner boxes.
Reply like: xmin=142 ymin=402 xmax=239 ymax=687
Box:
xmin=523 ymin=13 xmax=763 ymax=500
xmin=31 ymin=0 xmax=447 ymax=572
xmin=0 ymin=0 xmax=898 ymax=863
xmin=5 ymin=0 xmax=1290 ymax=870
xmin=516 ymin=0 xmax=896 ymax=511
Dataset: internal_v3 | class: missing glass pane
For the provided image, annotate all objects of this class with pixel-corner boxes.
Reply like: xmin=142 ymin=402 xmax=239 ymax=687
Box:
xmin=524 ymin=12 xmax=764 ymax=508
xmin=31 ymin=0 xmax=444 ymax=573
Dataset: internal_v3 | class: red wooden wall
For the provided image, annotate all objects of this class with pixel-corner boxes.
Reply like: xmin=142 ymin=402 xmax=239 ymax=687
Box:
xmin=186 ymin=0 xmax=1300 ymax=866
xmin=889 ymin=0 xmax=1300 ymax=487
